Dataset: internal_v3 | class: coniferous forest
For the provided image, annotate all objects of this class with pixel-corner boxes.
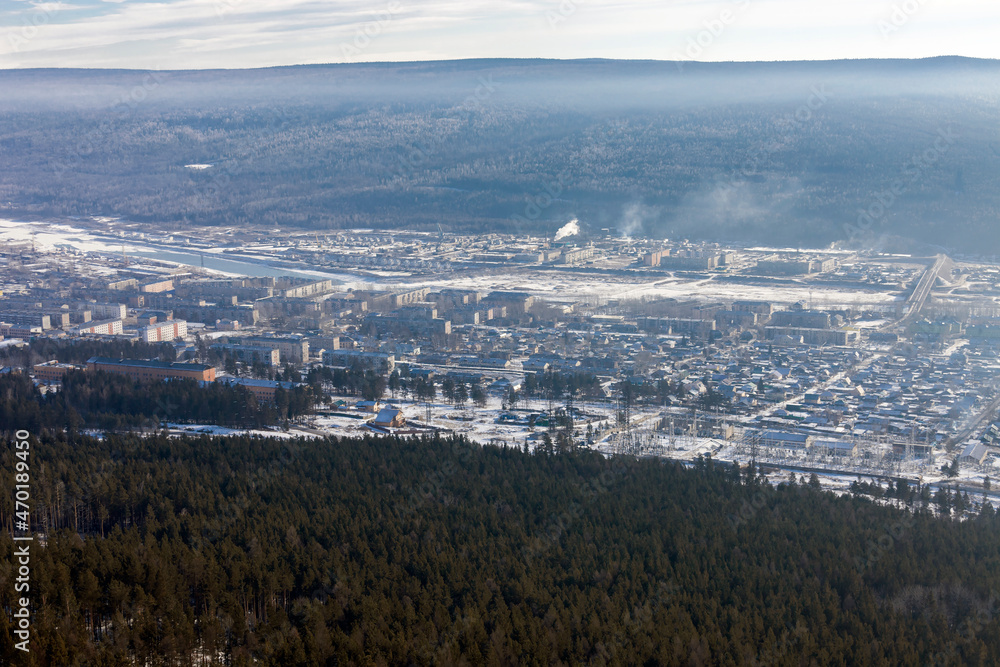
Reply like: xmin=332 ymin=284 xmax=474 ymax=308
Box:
xmin=2 ymin=425 xmax=1000 ymax=665
xmin=0 ymin=372 xmax=317 ymax=432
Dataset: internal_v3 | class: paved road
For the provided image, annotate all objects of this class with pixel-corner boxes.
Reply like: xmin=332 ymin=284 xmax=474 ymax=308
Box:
xmin=945 ymin=392 xmax=1000 ymax=449
xmin=751 ymin=351 xmax=885 ymax=422
xmin=899 ymin=254 xmax=948 ymax=325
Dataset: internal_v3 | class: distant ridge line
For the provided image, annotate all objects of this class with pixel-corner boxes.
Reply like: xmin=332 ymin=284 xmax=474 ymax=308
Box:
xmin=1 ymin=55 xmax=998 ymax=75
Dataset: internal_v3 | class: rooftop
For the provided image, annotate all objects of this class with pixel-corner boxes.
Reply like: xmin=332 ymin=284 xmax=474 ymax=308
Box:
xmin=87 ymin=357 xmax=214 ymax=372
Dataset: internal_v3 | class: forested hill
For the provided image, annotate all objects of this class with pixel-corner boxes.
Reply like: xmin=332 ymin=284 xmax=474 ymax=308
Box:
xmin=1 ymin=57 xmax=999 ymax=252
xmin=2 ymin=430 xmax=1000 ymax=665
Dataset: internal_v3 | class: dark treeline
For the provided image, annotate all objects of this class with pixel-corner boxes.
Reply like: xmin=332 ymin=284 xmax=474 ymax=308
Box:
xmin=0 ymin=370 xmax=316 ymax=430
xmin=519 ymin=371 xmax=684 ymax=409
xmin=306 ymin=365 xmax=387 ymax=401
xmin=523 ymin=371 xmax=606 ymax=401
xmin=2 ymin=428 xmax=1000 ymax=664
xmin=0 ymin=338 xmax=177 ymax=368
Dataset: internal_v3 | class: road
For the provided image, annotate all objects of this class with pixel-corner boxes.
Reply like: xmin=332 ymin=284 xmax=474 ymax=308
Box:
xmin=945 ymin=392 xmax=1000 ymax=449
xmin=749 ymin=256 xmax=948 ymax=420
xmin=751 ymin=351 xmax=885 ymax=422
xmin=898 ymin=254 xmax=948 ymax=325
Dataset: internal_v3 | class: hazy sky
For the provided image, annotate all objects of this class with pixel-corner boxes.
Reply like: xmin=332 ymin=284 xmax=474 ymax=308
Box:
xmin=0 ymin=0 xmax=998 ymax=69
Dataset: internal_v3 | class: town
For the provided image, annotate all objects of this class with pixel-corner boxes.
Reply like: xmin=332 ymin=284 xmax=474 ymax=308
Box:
xmin=3 ymin=217 xmax=1000 ymax=501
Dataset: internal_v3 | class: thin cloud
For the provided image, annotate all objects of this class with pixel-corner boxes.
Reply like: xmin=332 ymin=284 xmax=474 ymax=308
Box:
xmin=1 ymin=0 xmax=999 ymax=68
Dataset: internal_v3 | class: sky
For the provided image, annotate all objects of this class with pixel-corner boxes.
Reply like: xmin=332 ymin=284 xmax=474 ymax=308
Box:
xmin=0 ymin=0 xmax=998 ymax=70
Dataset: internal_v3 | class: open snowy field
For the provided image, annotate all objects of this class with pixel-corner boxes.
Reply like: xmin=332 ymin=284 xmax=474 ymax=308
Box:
xmin=0 ymin=218 xmax=128 ymax=254
xmin=166 ymin=423 xmax=323 ymax=439
xmin=416 ymin=271 xmax=899 ymax=308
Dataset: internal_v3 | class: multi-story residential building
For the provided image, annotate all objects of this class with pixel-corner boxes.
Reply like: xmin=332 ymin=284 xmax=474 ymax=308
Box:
xmin=107 ymin=278 xmax=139 ymax=290
xmin=280 ymin=280 xmax=334 ymax=299
xmin=141 ymin=279 xmax=174 ymax=293
xmin=139 ymin=319 xmax=188 ymax=342
xmin=764 ymin=327 xmax=858 ymax=346
xmin=0 ymin=311 xmax=51 ymax=330
xmin=365 ymin=313 xmax=452 ymax=337
xmin=75 ymin=319 xmax=124 ymax=336
xmin=715 ymin=310 xmax=759 ymax=329
xmin=772 ymin=310 xmax=832 ymax=329
xmin=561 ymin=247 xmax=596 ymax=264
xmin=638 ymin=317 xmax=717 ymax=338
xmin=322 ymin=349 xmax=395 ymax=372
xmin=733 ymin=300 xmax=774 ymax=316
xmin=86 ymin=303 xmax=128 ymax=320
xmin=484 ymin=291 xmax=534 ymax=314
xmin=211 ymin=344 xmax=281 ymax=366
xmin=238 ymin=336 xmax=309 ymax=364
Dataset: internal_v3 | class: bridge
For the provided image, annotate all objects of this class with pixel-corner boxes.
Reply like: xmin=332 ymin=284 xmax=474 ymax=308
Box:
xmin=899 ymin=254 xmax=952 ymax=325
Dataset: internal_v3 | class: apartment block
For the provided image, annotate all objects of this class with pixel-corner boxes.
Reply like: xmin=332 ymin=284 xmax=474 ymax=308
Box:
xmin=238 ymin=336 xmax=309 ymax=364
xmin=75 ymin=319 xmax=124 ymax=336
xmin=211 ymin=343 xmax=281 ymax=366
xmin=139 ymin=320 xmax=188 ymax=342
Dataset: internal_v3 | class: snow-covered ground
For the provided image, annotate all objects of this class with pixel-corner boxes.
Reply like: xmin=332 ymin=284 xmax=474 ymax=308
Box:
xmin=288 ymin=393 xmax=1000 ymax=505
xmin=165 ymin=423 xmax=322 ymax=439
xmin=3 ymin=219 xmax=902 ymax=308
xmin=0 ymin=218 xmax=127 ymax=254
xmin=415 ymin=272 xmax=897 ymax=307
xmin=158 ymin=400 xmax=999 ymax=509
